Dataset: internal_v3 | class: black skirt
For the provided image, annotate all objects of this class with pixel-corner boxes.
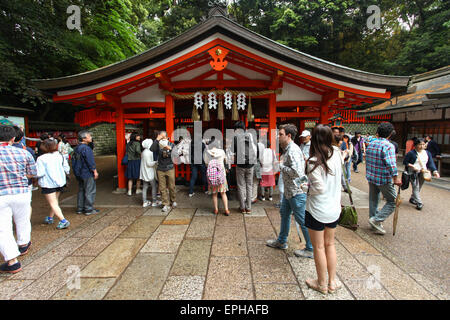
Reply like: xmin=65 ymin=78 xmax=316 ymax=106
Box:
xmin=126 ymin=159 xmax=141 ymax=179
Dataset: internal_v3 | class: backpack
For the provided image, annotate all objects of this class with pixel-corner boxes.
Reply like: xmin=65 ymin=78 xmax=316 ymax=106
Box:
xmin=243 ymin=133 xmax=258 ymax=165
xmin=71 ymin=146 xmax=84 ymax=177
xmin=207 ymin=159 xmax=225 ymax=186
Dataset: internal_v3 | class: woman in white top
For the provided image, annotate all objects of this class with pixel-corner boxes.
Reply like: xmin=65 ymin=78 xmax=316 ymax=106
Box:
xmin=303 ymin=124 xmax=343 ymax=295
xmin=140 ymin=139 xmax=161 ymax=208
xmin=36 ymin=139 xmax=71 ymax=229
xmin=204 ymin=139 xmax=230 ymax=216
xmin=57 ymin=134 xmax=73 ymax=162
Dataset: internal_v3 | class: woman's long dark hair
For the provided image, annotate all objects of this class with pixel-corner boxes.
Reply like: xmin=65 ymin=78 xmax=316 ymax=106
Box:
xmin=307 ymin=124 xmax=334 ymax=175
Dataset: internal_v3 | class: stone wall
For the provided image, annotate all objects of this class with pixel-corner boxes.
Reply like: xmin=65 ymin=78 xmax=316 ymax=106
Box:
xmin=87 ymin=123 xmax=117 ymax=156
xmin=305 ymin=122 xmax=380 ymax=135
xmin=83 ymin=123 xmax=144 ymax=156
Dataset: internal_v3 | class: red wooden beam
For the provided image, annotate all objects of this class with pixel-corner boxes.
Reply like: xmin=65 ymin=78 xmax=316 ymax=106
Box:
xmin=123 ymin=113 xmax=166 ymax=119
xmin=269 ymin=70 xmax=284 ymax=90
xmin=122 ymin=102 xmax=165 ymax=109
xmin=276 ymin=112 xmax=320 ymax=118
xmin=223 ymin=68 xmax=250 ymax=80
xmin=226 ymin=57 xmax=273 ymax=77
xmin=155 ymin=72 xmax=174 ymax=91
xmin=172 ymin=80 xmax=270 ymax=89
xmin=276 ymin=101 xmax=320 ymax=107
xmin=192 ymin=69 xmax=217 ymax=81
xmin=283 ymin=77 xmax=326 ymax=95
xmin=96 ymin=93 xmax=121 ymax=106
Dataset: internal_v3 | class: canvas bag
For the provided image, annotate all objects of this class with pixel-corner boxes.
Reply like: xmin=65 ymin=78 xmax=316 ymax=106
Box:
xmin=338 ymin=162 xmax=358 ymax=230
xmin=416 ymin=151 xmax=432 ymax=181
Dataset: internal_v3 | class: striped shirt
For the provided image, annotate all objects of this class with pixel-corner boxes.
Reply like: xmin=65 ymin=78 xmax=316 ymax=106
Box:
xmin=365 ymin=138 xmax=398 ymax=186
xmin=0 ymin=144 xmax=37 ymax=196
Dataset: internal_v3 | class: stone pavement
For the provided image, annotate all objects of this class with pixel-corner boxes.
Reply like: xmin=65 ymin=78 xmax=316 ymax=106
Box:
xmin=0 ymin=155 xmax=448 ymax=300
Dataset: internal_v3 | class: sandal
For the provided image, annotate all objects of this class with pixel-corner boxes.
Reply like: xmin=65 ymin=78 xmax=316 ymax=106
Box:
xmin=305 ymin=279 xmax=328 ymax=295
xmin=328 ymin=281 xmax=342 ymax=294
xmin=224 ymin=210 xmax=230 ymax=216
xmin=214 ymin=209 xmax=219 ymax=215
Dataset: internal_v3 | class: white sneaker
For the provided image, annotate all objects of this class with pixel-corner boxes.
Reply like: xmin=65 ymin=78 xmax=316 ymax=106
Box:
xmin=268 ymin=197 xmax=273 ymax=201
xmin=189 ymin=193 xmax=195 ymax=197
xmin=127 ymin=190 xmax=132 ymax=196
xmin=136 ymin=189 xmax=143 ymax=194
xmin=143 ymin=201 xmax=151 ymax=208
xmin=152 ymin=200 xmax=161 ymax=207
xmin=261 ymin=197 xmax=266 ymax=201
xmin=162 ymin=205 xmax=171 ymax=212
xmin=369 ymin=217 xmax=386 ymax=235
xmin=172 ymin=202 xmax=177 ymax=208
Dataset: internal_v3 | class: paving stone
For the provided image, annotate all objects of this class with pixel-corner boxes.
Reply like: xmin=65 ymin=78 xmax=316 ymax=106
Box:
xmin=194 ymin=208 xmax=217 ymax=216
xmin=254 ymin=284 xmax=304 ymax=300
xmin=251 ymin=255 xmax=298 ymax=284
xmin=163 ymin=208 xmax=195 ymax=225
xmin=211 ymin=226 xmax=247 ymax=257
xmin=107 ymin=207 xmax=144 ymax=216
xmin=105 ymin=253 xmax=175 ymax=300
xmin=247 ymin=241 xmax=286 ymax=259
xmin=0 ymin=280 xmax=34 ymax=300
xmin=140 ymin=225 xmax=188 ymax=253
xmin=244 ymin=206 xmax=267 ymax=216
xmin=72 ymin=225 xmax=128 ymax=256
xmin=11 ymin=237 xmax=89 ymax=280
xmin=288 ymin=256 xmax=354 ymax=300
xmin=51 ymin=278 xmax=117 ymax=300
xmin=170 ymin=240 xmax=212 ymax=276
xmin=143 ymin=207 xmax=171 ymax=216
xmin=216 ymin=213 xmax=244 ymax=227
xmin=186 ymin=216 xmax=216 ymax=239
xmin=13 ymin=256 xmax=93 ymax=300
xmin=109 ymin=215 xmax=139 ymax=226
xmin=81 ymin=238 xmax=146 ymax=278
xmin=203 ymin=256 xmax=253 ymax=300
xmin=159 ymin=276 xmax=205 ymax=300
xmin=354 ymin=254 xmax=437 ymax=300
xmin=409 ymin=273 xmax=449 ymax=300
xmin=334 ymin=242 xmax=394 ymax=300
xmin=245 ymin=223 xmax=276 ymax=241
xmin=119 ymin=216 xmax=164 ymax=238
xmin=244 ymin=216 xmax=272 ymax=226
xmin=336 ymin=226 xmax=382 ymax=256
xmin=72 ymin=215 xmax=120 ymax=238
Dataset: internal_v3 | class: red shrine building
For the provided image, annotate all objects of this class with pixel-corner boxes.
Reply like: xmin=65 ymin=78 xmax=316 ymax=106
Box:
xmin=33 ymin=7 xmax=409 ymax=190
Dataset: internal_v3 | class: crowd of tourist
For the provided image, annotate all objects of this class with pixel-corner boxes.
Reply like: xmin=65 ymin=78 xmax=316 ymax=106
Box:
xmin=0 ymin=121 xmax=442 ymax=294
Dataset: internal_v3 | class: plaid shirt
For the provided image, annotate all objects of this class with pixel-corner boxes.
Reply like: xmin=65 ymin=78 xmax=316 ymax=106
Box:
xmin=0 ymin=145 xmax=37 ymax=196
xmin=365 ymin=138 xmax=398 ymax=186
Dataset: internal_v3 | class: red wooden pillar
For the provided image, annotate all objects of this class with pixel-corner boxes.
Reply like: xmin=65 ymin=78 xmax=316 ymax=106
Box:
xmin=268 ymin=93 xmax=277 ymax=150
xmin=165 ymin=95 xmax=174 ymax=141
xmin=320 ymin=100 xmax=330 ymax=125
xmin=300 ymin=119 xmax=305 ymax=133
xmin=116 ymin=105 xmax=126 ymax=190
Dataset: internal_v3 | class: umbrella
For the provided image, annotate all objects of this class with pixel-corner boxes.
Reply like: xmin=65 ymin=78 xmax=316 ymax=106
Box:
xmin=393 ymin=186 xmax=402 ymax=236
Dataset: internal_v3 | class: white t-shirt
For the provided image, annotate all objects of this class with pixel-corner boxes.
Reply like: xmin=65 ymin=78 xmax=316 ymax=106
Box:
xmin=413 ymin=150 xmax=429 ymax=171
xmin=305 ymin=146 xmax=343 ymax=223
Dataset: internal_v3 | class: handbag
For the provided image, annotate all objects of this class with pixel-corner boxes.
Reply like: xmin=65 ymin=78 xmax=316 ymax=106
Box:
xmin=416 ymin=152 xmax=432 ymax=182
xmin=339 ymin=163 xmax=358 ymax=230
xmin=401 ymin=171 xmax=411 ymax=190
xmin=121 ymin=154 xmax=128 ymax=166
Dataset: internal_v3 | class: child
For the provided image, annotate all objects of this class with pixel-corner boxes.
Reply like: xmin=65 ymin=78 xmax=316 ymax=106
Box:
xmin=140 ymin=139 xmax=160 ymax=207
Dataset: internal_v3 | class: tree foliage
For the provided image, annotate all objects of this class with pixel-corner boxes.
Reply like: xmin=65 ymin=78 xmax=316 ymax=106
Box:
xmin=0 ymin=0 xmax=448 ymax=115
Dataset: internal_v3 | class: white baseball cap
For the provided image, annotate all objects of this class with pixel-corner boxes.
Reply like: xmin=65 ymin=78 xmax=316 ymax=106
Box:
xmin=300 ymin=130 xmax=311 ymax=137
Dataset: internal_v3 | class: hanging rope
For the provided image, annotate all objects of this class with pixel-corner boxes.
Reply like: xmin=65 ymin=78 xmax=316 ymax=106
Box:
xmin=162 ymin=88 xmax=282 ymax=99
